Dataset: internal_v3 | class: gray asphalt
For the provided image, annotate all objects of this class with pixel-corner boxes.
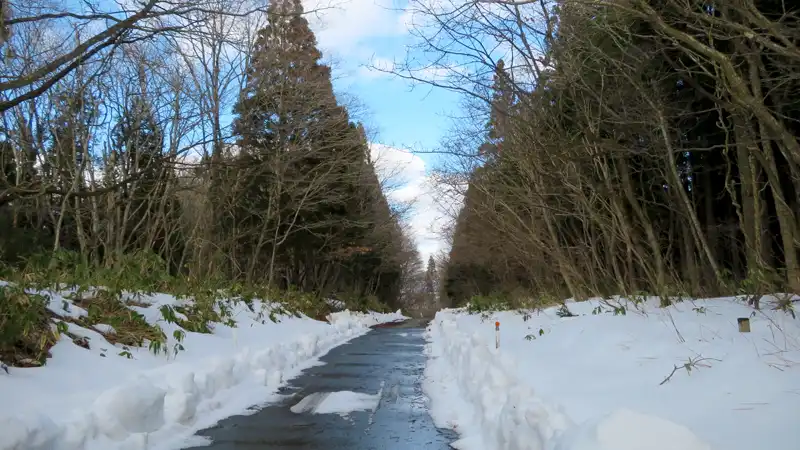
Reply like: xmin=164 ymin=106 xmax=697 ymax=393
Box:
xmin=183 ymin=319 xmax=456 ymax=449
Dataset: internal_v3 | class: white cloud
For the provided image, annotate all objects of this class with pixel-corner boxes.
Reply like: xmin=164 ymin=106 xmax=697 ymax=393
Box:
xmin=370 ymin=143 xmax=425 ymax=196
xmin=369 ymin=143 xmax=455 ymax=261
xmin=304 ymin=0 xmax=407 ymax=57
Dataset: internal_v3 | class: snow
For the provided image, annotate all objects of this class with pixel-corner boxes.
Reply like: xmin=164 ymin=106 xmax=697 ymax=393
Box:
xmin=92 ymin=324 xmax=116 ymax=335
xmin=290 ymin=390 xmax=382 ymax=418
xmin=553 ymin=408 xmax=712 ymax=450
xmin=424 ymin=295 xmax=800 ymax=450
xmin=0 ymin=286 xmax=406 ymax=450
xmin=325 ymin=297 xmax=346 ymax=311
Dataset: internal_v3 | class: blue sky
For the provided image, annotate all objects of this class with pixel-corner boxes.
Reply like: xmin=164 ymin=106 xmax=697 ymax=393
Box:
xmin=308 ymin=0 xmax=462 ymax=153
xmin=305 ymin=0 xmax=464 ymax=261
xmin=344 ymin=76 xmax=457 ymax=155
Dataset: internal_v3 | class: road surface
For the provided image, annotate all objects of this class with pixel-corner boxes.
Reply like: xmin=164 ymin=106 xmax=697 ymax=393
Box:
xmin=184 ymin=319 xmax=456 ymax=449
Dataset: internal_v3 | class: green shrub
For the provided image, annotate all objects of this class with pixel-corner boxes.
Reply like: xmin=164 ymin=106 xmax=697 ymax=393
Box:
xmin=0 ymin=285 xmax=58 ymax=366
xmin=70 ymin=289 xmax=166 ymax=348
xmin=466 ymin=293 xmax=511 ymax=313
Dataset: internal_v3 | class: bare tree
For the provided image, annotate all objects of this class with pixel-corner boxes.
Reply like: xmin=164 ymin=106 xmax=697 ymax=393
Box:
xmin=398 ymin=0 xmax=799 ymax=305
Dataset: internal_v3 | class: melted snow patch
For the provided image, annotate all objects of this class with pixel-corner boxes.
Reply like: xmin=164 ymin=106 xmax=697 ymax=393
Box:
xmin=290 ymin=391 xmax=381 ymax=418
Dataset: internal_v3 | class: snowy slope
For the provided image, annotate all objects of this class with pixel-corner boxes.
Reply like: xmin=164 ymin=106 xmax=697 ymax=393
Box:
xmin=424 ymin=295 xmax=800 ymax=450
xmin=0 ymin=287 xmax=405 ymax=450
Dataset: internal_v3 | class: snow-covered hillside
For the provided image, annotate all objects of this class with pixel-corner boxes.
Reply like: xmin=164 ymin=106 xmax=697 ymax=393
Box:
xmin=0 ymin=285 xmax=405 ymax=450
xmin=424 ymin=295 xmax=800 ymax=450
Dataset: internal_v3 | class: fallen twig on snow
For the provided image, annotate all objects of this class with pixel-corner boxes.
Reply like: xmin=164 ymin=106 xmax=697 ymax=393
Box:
xmin=659 ymin=355 xmax=721 ymax=385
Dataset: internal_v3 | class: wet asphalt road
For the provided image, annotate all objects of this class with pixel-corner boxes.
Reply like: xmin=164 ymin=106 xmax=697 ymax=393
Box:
xmin=184 ymin=319 xmax=456 ymax=449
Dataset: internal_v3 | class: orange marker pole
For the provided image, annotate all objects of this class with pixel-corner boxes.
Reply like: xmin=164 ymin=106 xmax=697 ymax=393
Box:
xmin=495 ymin=321 xmax=500 ymax=349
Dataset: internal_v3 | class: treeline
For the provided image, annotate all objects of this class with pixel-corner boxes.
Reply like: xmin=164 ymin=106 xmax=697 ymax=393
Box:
xmin=406 ymin=0 xmax=800 ymax=305
xmin=0 ymin=0 xmax=419 ymax=309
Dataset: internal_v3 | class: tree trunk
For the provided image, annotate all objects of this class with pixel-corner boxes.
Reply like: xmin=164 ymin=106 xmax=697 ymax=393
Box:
xmin=731 ymin=112 xmax=763 ymax=277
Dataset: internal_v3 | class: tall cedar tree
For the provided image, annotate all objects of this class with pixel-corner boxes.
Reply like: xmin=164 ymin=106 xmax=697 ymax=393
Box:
xmin=230 ymin=0 xmax=406 ymax=305
xmin=424 ymin=255 xmax=436 ymax=294
xmin=231 ymin=0 xmax=342 ymax=284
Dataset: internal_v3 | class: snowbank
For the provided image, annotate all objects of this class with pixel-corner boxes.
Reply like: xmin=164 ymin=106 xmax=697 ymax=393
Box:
xmin=0 ymin=287 xmax=405 ymax=450
xmin=424 ymin=295 xmax=800 ymax=450
xmin=424 ymin=314 xmax=573 ymax=450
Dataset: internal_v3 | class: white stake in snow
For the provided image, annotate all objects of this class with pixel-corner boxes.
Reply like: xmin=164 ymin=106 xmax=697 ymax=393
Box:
xmin=495 ymin=321 xmax=500 ymax=349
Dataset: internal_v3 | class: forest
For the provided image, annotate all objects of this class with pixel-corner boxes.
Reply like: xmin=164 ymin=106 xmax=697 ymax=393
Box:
xmin=0 ymin=0 xmax=430 ymax=320
xmin=2 ymin=0 xmax=798 ymax=325
xmin=402 ymin=0 xmax=800 ymax=308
